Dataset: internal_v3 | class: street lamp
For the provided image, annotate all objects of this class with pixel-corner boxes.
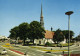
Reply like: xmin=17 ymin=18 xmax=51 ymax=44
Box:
xmin=65 ymin=11 xmax=73 ymax=56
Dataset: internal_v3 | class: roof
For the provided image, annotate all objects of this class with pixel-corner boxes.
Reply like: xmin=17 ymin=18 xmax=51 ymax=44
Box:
xmin=45 ymin=30 xmax=54 ymax=39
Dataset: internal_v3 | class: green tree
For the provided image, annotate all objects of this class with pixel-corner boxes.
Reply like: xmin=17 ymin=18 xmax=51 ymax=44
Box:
xmin=19 ymin=22 xmax=29 ymax=45
xmin=29 ymin=21 xmax=45 ymax=44
xmin=9 ymin=26 xmax=19 ymax=39
xmin=74 ymin=34 xmax=80 ymax=41
xmin=62 ymin=30 xmax=74 ymax=42
xmin=53 ymin=29 xmax=64 ymax=44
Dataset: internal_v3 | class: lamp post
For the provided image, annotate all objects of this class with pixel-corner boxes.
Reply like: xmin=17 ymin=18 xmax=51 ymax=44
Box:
xmin=65 ymin=11 xmax=73 ymax=56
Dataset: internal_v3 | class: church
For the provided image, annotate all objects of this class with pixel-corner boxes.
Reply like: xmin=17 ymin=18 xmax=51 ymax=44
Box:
xmin=34 ymin=3 xmax=66 ymax=45
xmin=34 ymin=3 xmax=55 ymax=45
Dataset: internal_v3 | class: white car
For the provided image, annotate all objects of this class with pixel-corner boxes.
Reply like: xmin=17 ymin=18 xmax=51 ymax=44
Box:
xmin=1 ymin=49 xmax=7 ymax=55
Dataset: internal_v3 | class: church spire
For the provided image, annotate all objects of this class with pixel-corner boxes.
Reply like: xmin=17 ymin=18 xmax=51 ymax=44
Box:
xmin=40 ymin=2 xmax=44 ymax=29
xmin=41 ymin=3 xmax=43 ymax=18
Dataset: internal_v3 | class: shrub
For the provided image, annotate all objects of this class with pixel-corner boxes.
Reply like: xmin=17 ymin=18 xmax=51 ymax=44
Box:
xmin=61 ymin=43 xmax=74 ymax=47
xmin=51 ymin=44 xmax=57 ymax=47
xmin=45 ymin=42 xmax=51 ymax=46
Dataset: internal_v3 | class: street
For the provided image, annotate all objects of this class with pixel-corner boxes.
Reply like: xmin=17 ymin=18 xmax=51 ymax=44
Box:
xmin=0 ymin=43 xmax=80 ymax=56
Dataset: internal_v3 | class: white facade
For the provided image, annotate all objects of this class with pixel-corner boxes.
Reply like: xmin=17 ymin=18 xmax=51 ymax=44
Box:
xmin=34 ymin=38 xmax=66 ymax=45
xmin=34 ymin=38 xmax=54 ymax=45
xmin=60 ymin=39 xmax=66 ymax=44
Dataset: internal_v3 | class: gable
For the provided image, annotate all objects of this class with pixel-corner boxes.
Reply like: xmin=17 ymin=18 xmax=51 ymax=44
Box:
xmin=45 ymin=30 xmax=54 ymax=39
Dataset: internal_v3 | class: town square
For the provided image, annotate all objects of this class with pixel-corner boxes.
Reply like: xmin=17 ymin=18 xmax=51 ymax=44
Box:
xmin=0 ymin=0 xmax=80 ymax=56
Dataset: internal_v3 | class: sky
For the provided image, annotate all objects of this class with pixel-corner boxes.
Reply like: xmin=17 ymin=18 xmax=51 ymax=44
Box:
xmin=0 ymin=0 xmax=80 ymax=37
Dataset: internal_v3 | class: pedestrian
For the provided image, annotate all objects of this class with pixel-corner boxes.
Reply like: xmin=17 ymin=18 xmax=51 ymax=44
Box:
xmin=24 ymin=52 xmax=26 ymax=56
xmin=60 ymin=46 xmax=62 ymax=49
xmin=63 ymin=51 xmax=64 ymax=55
xmin=24 ymin=51 xmax=28 ymax=56
xmin=51 ymin=48 xmax=52 ymax=50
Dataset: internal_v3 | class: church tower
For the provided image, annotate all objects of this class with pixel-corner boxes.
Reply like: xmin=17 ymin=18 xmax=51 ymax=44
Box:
xmin=40 ymin=3 xmax=44 ymax=29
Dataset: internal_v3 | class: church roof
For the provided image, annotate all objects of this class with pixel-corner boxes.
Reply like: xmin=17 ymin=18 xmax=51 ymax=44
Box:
xmin=45 ymin=30 xmax=54 ymax=39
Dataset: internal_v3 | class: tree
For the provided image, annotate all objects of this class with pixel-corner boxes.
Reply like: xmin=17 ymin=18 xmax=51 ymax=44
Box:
xmin=53 ymin=29 xmax=64 ymax=44
xmin=19 ymin=22 xmax=29 ymax=45
xmin=62 ymin=30 xmax=74 ymax=42
xmin=74 ymin=34 xmax=80 ymax=41
xmin=29 ymin=21 xmax=45 ymax=44
xmin=9 ymin=26 xmax=19 ymax=39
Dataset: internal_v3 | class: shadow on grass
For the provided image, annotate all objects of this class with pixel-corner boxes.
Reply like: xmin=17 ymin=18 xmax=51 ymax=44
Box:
xmin=46 ymin=51 xmax=51 ymax=53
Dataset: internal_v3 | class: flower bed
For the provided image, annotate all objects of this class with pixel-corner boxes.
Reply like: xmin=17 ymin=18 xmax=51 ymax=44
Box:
xmin=2 ymin=45 xmax=13 ymax=48
xmin=10 ymin=49 xmax=24 ymax=55
xmin=5 ymin=43 xmax=10 ymax=45
xmin=29 ymin=46 xmax=68 ymax=52
xmin=43 ymin=50 xmax=68 ymax=52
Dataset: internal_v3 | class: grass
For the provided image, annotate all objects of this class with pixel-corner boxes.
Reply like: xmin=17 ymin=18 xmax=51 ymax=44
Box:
xmin=51 ymin=44 xmax=57 ymax=47
xmin=51 ymin=43 xmax=74 ymax=47
xmin=29 ymin=46 xmax=46 ymax=49
xmin=61 ymin=43 xmax=74 ymax=47
xmin=29 ymin=43 xmax=33 ymax=44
